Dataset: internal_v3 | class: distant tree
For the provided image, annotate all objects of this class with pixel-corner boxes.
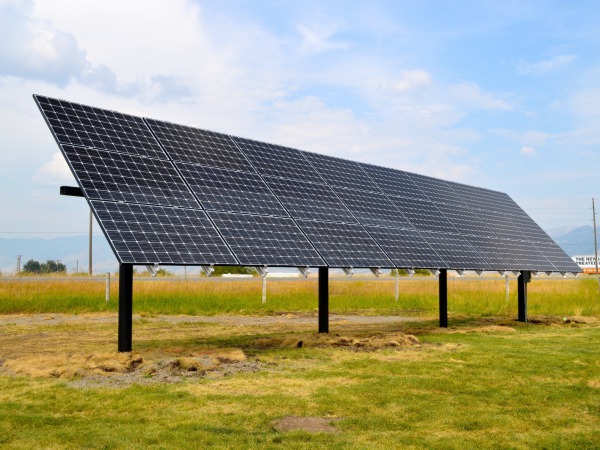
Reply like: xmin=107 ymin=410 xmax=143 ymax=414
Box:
xmin=208 ymin=266 xmax=256 ymax=277
xmin=22 ymin=259 xmax=66 ymax=274
xmin=23 ymin=259 xmax=42 ymax=273
xmin=390 ymin=268 xmax=431 ymax=276
xmin=41 ymin=260 xmax=66 ymax=273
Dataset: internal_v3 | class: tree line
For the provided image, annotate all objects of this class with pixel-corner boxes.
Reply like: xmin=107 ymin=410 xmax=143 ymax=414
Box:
xmin=22 ymin=259 xmax=67 ymax=274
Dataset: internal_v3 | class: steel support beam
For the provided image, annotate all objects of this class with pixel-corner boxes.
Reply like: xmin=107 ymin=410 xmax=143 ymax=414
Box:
xmin=518 ymin=270 xmax=531 ymax=323
xmin=439 ymin=269 xmax=448 ymax=328
xmin=118 ymin=263 xmax=133 ymax=352
xmin=318 ymin=267 xmax=329 ymax=333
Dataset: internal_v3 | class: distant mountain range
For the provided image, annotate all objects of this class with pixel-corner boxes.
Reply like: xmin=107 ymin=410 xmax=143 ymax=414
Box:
xmin=546 ymin=225 xmax=597 ymax=256
xmin=0 ymin=226 xmax=597 ymax=275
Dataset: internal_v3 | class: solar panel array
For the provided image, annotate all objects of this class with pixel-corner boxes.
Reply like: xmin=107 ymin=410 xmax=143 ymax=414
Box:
xmin=34 ymin=94 xmax=581 ymax=273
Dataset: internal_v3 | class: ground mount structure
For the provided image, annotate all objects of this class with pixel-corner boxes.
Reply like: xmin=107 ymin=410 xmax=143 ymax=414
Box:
xmin=34 ymin=94 xmax=581 ymax=351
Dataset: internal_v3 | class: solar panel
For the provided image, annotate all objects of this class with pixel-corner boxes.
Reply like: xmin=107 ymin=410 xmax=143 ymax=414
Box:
xmin=302 ymin=151 xmax=380 ymax=193
xmin=145 ymin=119 xmax=254 ymax=172
xmin=420 ymin=231 xmax=492 ymax=270
xmin=433 ymin=203 xmax=494 ymax=238
xmin=208 ymin=211 xmax=325 ymax=267
xmin=36 ymin=94 xmax=580 ymax=273
xmin=358 ymin=162 xmax=426 ymax=200
xmin=35 ymin=95 xmax=166 ymax=159
xmin=263 ymin=176 xmax=357 ymax=224
xmin=176 ymin=162 xmax=288 ymax=217
xmin=296 ymin=220 xmax=393 ymax=268
xmin=334 ymin=189 xmax=414 ymax=230
xmin=407 ymin=172 xmax=464 ymax=207
xmin=366 ymin=226 xmax=447 ymax=269
xmin=92 ymin=201 xmax=237 ymax=265
xmin=61 ymin=145 xmax=199 ymax=209
xmin=388 ymin=196 xmax=458 ymax=234
xmin=233 ymin=137 xmax=324 ymax=183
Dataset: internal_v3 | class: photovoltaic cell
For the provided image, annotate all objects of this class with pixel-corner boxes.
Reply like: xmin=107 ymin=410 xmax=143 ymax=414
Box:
xmin=388 ymin=196 xmax=458 ymax=234
xmin=407 ymin=172 xmax=464 ymax=207
xmin=145 ymin=119 xmax=254 ymax=172
xmin=335 ymin=189 xmax=414 ymax=229
xmin=358 ymin=162 xmax=425 ymax=200
xmin=233 ymin=137 xmax=324 ymax=183
xmin=296 ymin=220 xmax=393 ymax=268
xmin=208 ymin=211 xmax=325 ymax=267
xmin=91 ymin=201 xmax=237 ymax=265
xmin=302 ymin=151 xmax=380 ymax=192
xmin=433 ymin=203 xmax=494 ymax=238
xmin=176 ymin=162 xmax=288 ymax=217
xmin=420 ymin=231 xmax=492 ymax=270
xmin=263 ymin=176 xmax=356 ymax=224
xmin=61 ymin=145 xmax=199 ymax=209
xmin=35 ymin=95 xmax=166 ymax=159
xmin=366 ymin=226 xmax=447 ymax=269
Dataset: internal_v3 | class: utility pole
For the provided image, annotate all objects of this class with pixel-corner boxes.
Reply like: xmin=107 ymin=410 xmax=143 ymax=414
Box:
xmin=593 ymin=198 xmax=599 ymax=289
xmin=16 ymin=255 xmax=22 ymax=274
xmin=89 ymin=208 xmax=93 ymax=276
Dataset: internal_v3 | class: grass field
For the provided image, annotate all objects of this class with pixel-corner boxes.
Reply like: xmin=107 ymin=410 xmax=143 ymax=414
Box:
xmin=0 ymin=314 xmax=599 ymax=448
xmin=0 ymin=275 xmax=599 ymax=448
xmin=1 ymin=275 xmax=599 ymax=318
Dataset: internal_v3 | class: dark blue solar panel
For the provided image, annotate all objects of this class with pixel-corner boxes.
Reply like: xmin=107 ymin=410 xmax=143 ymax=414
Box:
xmin=296 ymin=220 xmax=393 ymax=268
xmin=233 ymin=137 xmax=324 ymax=183
xmin=35 ymin=95 xmax=165 ymax=159
xmin=145 ymin=119 xmax=253 ymax=172
xmin=263 ymin=176 xmax=356 ymax=224
xmin=61 ymin=145 xmax=199 ymax=209
xmin=208 ymin=211 xmax=325 ymax=267
xmin=92 ymin=200 xmax=237 ymax=265
xmin=176 ymin=162 xmax=287 ymax=217
xmin=366 ymin=227 xmax=446 ymax=269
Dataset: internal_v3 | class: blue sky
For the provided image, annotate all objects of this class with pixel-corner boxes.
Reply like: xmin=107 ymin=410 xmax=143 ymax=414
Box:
xmin=1 ymin=0 xmax=599 ymax=244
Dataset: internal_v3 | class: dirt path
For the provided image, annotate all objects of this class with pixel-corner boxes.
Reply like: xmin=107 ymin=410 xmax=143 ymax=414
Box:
xmin=0 ymin=312 xmax=421 ymax=327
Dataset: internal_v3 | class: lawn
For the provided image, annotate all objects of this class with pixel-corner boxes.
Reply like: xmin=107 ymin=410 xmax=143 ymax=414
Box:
xmin=0 ymin=275 xmax=598 ymax=448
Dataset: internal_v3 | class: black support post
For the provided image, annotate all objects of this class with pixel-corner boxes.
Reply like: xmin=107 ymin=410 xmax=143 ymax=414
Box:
xmin=318 ymin=267 xmax=329 ymax=333
xmin=439 ymin=269 xmax=448 ymax=328
xmin=518 ymin=270 xmax=530 ymax=323
xmin=118 ymin=263 xmax=133 ymax=352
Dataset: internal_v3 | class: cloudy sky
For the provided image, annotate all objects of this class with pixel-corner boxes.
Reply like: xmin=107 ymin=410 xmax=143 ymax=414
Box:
xmin=1 ymin=0 xmax=599 ymax=242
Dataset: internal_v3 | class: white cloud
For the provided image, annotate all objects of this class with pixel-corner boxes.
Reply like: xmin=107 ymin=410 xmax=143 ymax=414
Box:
xmin=520 ymin=146 xmax=537 ymax=156
xmin=389 ymin=70 xmax=431 ymax=93
xmin=33 ymin=151 xmax=74 ymax=184
xmin=517 ymin=54 xmax=576 ymax=75
xmin=448 ymin=82 xmax=513 ymax=111
xmin=296 ymin=22 xmax=348 ymax=55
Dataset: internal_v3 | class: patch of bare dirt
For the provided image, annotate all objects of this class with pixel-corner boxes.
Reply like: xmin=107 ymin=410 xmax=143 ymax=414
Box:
xmin=253 ymin=331 xmax=419 ymax=352
xmin=272 ymin=416 xmax=343 ymax=434
xmin=451 ymin=325 xmax=517 ymax=334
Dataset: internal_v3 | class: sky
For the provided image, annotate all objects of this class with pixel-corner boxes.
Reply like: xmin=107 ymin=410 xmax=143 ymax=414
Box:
xmin=1 ymin=0 xmax=600 ymax=246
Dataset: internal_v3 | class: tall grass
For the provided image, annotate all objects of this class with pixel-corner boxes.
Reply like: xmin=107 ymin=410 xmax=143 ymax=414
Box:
xmin=0 ymin=276 xmax=599 ymax=317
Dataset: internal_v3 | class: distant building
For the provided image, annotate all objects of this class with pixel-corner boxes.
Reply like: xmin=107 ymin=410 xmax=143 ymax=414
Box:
xmin=572 ymin=255 xmax=600 ymax=274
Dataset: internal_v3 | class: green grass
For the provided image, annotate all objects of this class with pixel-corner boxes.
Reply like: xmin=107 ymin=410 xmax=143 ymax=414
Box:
xmin=1 ymin=276 xmax=599 ymax=318
xmin=0 ymin=319 xmax=599 ymax=448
